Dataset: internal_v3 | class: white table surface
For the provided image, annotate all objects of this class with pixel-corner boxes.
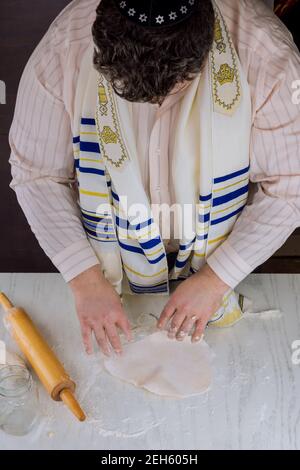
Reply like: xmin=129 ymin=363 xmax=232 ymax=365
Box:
xmin=0 ymin=273 xmax=299 ymax=450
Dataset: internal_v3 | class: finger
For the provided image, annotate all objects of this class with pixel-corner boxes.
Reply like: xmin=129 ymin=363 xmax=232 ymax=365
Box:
xmin=157 ymin=301 xmax=176 ymax=329
xmin=80 ymin=322 xmax=93 ymax=355
xmin=192 ymin=318 xmax=206 ymax=343
xmin=167 ymin=311 xmax=187 ymax=338
xmin=104 ymin=323 xmax=123 ymax=354
xmin=93 ymin=325 xmax=111 ymax=356
xmin=177 ymin=314 xmax=198 ymax=341
xmin=117 ymin=315 xmax=133 ymax=342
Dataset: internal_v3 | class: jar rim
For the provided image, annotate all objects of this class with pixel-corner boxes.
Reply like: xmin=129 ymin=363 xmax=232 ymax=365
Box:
xmin=0 ymin=364 xmax=32 ymax=398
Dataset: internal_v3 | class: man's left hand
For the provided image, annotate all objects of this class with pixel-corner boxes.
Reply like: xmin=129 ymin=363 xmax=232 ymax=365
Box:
xmin=157 ymin=263 xmax=230 ymax=342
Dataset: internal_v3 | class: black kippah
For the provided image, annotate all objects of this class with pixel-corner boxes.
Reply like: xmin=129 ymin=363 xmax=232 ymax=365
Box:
xmin=113 ymin=0 xmax=199 ymax=28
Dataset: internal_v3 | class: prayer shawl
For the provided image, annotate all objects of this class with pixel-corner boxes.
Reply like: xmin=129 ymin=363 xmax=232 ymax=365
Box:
xmin=72 ymin=0 xmax=252 ymax=327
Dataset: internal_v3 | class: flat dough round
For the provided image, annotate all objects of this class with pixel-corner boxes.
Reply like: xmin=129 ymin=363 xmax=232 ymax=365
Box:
xmin=103 ymin=331 xmax=214 ymax=398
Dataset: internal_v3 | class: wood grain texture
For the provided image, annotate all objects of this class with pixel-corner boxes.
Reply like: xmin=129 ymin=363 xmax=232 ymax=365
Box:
xmin=0 ymin=273 xmax=300 ymax=450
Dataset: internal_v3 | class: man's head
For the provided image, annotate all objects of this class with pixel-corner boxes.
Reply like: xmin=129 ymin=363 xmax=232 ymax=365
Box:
xmin=92 ymin=0 xmax=215 ymax=104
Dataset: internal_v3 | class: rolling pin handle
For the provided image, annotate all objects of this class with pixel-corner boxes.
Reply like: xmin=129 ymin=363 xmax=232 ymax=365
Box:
xmin=60 ymin=389 xmax=86 ymax=422
xmin=0 ymin=293 xmax=14 ymax=312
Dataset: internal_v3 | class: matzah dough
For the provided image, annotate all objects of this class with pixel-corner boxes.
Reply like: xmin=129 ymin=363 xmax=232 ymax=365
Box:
xmin=103 ymin=331 xmax=214 ymax=398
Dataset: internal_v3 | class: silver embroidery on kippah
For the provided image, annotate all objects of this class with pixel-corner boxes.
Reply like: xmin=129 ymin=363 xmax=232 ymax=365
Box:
xmin=139 ymin=13 xmax=148 ymax=22
xmin=116 ymin=1 xmax=196 ymax=26
xmin=180 ymin=5 xmax=188 ymax=14
xmin=156 ymin=15 xmax=164 ymax=24
xmin=128 ymin=8 xmax=136 ymax=16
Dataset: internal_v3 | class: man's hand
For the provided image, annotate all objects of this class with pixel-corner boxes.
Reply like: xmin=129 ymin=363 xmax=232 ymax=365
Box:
xmin=157 ymin=264 xmax=230 ymax=342
xmin=69 ymin=265 xmax=132 ymax=356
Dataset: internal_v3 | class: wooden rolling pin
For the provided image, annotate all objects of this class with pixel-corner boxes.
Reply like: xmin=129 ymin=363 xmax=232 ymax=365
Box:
xmin=0 ymin=292 xmax=86 ymax=422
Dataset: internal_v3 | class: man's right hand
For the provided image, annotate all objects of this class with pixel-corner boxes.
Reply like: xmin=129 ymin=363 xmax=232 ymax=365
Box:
xmin=69 ymin=265 xmax=132 ymax=356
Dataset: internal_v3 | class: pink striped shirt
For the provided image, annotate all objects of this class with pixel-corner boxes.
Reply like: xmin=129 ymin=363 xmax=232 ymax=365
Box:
xmin=9 ymin=0 xmax=300 ymax=288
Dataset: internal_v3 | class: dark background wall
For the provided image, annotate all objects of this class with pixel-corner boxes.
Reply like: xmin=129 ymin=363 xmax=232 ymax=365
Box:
xmin=0 ymin=1 xmax=73 ymax=272
xmin=0 ymin=0 xmax=299 ymax=274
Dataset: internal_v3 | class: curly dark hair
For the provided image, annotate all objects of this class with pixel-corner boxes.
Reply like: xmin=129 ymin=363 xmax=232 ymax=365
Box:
xmin=92 ymin=0 xmax=215 ymax=104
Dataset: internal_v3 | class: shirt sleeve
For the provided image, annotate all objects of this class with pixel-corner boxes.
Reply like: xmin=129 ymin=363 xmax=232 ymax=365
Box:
xmin=207 ymin=41 xmax=300 ymax=289
xmin=9 ymin=24 xmax=101 ymax=282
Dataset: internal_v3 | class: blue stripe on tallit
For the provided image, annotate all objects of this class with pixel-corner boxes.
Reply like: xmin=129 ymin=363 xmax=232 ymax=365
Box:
xmin=81 ymin=207 xmax=111 ymax=217
xmin=115 ymin=216 xmax=128 ymax=230
xmin=139 ymin=236 xmax=161 ymax=250
xmin=207 ymin=311 xmax=224 ymax=324
xmin=80 ymin=141 xmax=101 ymax=154
xmin=83 ymin=220 xmax=115 ymax=232
xmin=199 ymin=194 xmax=212 ymax=202
xmin=196 ymin=233 xmax=208 ymax=241
xmin=116 ymin=216 xmax=153 ymax=231
xmin=135 ymin=219 xmax=153 ymax=231
xmin=213 ymin=165 xmax=250 ymax=184
xmin=118 ymin=240 xmax=165 ymax=264
xmin=117 ymin=241 xmax=144 ymax=255
xmin=85 ymin=227 xmax=116 ymax=240
xmin=179 ymin=237 xmax=196 ymax=250
xmin=199 ymin=213 xmax=210 ymax=223
xmin=111 ymin=190 xmax=119 ymax=201
xmin=77 ymin=165 xmax=105 ymax=176
xmin=213 ymin=184 xmax=248 ymax=207
xmin=128 ymin=281 xmax=168 ymax=294
xmin=211 ymin=205 xmax=246 ymax=225
xmin=82 ymin=212 xmax=112 ymax=223
xmin=73 ymin=136 xmax=80 ymax=144
xmin=175 ymin=259 xmax=189 ymax=269
xmin=81 ymin=118 xmax=96 ymax=126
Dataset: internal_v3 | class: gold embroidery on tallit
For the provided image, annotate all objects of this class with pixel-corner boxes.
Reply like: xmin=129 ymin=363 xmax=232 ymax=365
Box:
xmin=98 ymin=85 xmax=108 ymax=116
xmin=214 ymin=18 xmax=226 ymax=54
xmin=211 ymin=7 xmax=241 ymax=112
xmin=100 ymin=126 xmax=118 ymax=144
xmin=216 ymin=63 xmax=235 ymax=85
xmin=96 ymin=74 xmax=129 ymax=168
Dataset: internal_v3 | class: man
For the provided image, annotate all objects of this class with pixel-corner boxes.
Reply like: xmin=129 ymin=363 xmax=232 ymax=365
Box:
xmin=9 ymin=0 xmax=300 ymax=356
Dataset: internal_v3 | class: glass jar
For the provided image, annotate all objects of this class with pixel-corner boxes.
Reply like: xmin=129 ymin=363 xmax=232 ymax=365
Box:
xmin=0 ymin=365 xmax=40 ymax=436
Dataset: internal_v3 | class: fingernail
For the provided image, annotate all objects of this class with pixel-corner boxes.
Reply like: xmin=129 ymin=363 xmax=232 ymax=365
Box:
xmin=178 ymin=331 xmax=186 ymax=337
xmin=168 ymin=326 xmax=177 ymax=335
xmin=115 ymin=349 xmax=122 ymax=356
xmin=157 ymin=323 xmax=163 ymax=329
xmin=192 ymin=335 xmax=202 ymax=343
